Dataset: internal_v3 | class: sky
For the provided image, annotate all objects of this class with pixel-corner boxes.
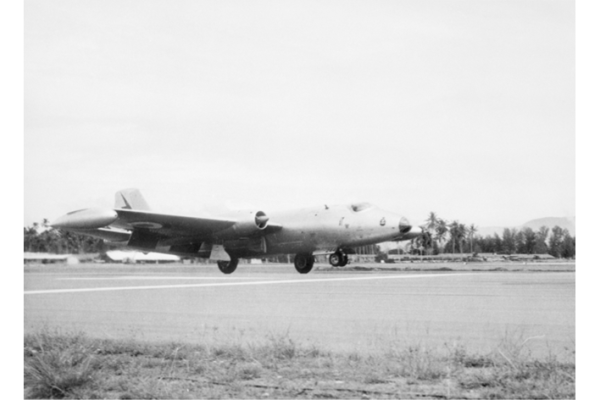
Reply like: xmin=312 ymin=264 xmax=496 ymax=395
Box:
xmin=24 ymin=0 xmax=575 ymax=228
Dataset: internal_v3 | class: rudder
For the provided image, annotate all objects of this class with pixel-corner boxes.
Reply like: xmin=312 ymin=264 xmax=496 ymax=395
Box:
xmin=114 ymin=188 xmax=151 ymax=210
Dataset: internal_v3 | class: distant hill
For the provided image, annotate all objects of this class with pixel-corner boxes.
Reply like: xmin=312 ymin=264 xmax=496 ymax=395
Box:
xmin=521 ymin=217 xmax=576 ymax=234
xmin=477 ymin=217 xmax=575 ymax=238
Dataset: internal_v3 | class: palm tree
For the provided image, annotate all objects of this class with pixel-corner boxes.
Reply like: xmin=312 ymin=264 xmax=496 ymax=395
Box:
xmin=23 ymin=228 xmax=29 ymax=251
xmin=425 ymin=212 xmax=438 ymax=234
xmin=468 ymin=224 xmax=477 ymax=253
xmin=447 ymin=222 xmax=468 ymax=254
xmin=457 ymin=223 xmax=467 ymax=254
xmin=533 ymin=226 xmax=549 ymax=254
xmin=26 ymin=222 xmax=42 ymax=252
xmin=435 ymin=219 xmax=448 ymax=252
xmin=448 ymin=221 xmax=459 ymax=253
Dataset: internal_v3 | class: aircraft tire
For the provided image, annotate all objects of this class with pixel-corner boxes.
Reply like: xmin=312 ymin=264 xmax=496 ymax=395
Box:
xmin=329 ymin=253 xmax=342 ymax=267
xmin=330 ymin=251 xmax=349 ymax=267
xmin=294 ymin=253 xmax=314 ymax=274
xmin=339 ymin=254 xmax=349 ymax=267
xmin=217 ymin=258 xmax=239 ymax=274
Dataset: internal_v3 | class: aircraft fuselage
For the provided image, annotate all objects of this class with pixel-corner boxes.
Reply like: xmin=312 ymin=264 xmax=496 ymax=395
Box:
xmin=222 ymin=203 xmax=408 ymax=259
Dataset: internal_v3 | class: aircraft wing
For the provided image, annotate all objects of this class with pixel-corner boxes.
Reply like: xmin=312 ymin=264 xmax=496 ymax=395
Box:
xmin=51 ymin=188 xmax=283 ymax=245
xmin=112 ymin=209 xmax=237 ymax=238
xmin=112 ymin=209 xmax=283 ymax=243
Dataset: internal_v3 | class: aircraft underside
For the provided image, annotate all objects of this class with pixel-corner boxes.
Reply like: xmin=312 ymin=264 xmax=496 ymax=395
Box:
xmin=127 ymin=240 xmax=353 ymax=275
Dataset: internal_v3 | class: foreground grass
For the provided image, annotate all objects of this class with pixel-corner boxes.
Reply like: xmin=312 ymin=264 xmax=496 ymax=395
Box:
xmin=24 ymin=330 xmax=574 ymax=399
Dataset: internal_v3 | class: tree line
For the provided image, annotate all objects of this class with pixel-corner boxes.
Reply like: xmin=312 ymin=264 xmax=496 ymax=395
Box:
xmin=24 ymin=219 xmax=105 ymax=254
xmin=407 ymin=212 xmax=575 ymax=258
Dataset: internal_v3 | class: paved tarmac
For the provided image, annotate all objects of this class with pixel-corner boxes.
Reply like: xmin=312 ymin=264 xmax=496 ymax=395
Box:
xmin=24 ymin=263 xmax=575 ymax=359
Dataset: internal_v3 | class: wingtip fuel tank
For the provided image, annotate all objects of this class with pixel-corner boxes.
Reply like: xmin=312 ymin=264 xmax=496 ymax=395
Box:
xmin=50 ymin=208 xmax=118 ymax=229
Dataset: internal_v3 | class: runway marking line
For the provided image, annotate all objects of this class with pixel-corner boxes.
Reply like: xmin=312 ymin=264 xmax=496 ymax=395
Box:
xmin=25 ymin=273 xmax=476 ymax=295
xmin=58 ymin=276 xmax=264 ymax=281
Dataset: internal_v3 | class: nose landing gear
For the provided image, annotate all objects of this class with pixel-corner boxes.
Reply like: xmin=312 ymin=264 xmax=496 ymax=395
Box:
xmin=329 ymin=250 xmax=348 ymax=267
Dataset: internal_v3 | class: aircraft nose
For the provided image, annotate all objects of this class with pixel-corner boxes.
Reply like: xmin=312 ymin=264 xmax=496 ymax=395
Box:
xmin=50 ymin=208 xmax=118 ymax=229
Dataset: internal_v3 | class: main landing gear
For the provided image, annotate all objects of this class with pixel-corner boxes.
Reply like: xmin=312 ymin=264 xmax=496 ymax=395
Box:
xmin=217 ymin=258 xmax=239 ymax=274
xmin=329 ymin=250 xmax=348 ymax=267
xmin=294 ymin=253 xmax=315 ymax=274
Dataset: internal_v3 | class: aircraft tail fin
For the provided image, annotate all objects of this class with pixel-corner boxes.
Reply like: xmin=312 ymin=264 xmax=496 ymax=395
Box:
xmin=114 ymin=188 xmax=151 ymax=211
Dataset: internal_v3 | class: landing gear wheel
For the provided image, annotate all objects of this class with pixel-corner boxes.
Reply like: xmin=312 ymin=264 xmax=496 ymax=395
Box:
xmin=329 ymin=253 xmax=342 ymax=267
xmin=294 ymin=253 xmax=315 ymax=274
xmin=329 ymin=251 xmax=348 ymax=267
xmin=217 ymin=258 xmax=239 ymax=274
xmin=340 ymin=254 xmax=349 ymax=267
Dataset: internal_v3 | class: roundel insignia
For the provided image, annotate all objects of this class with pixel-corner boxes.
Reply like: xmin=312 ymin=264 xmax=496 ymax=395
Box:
xmin=380 ymin=217 xmax=386 ymax=226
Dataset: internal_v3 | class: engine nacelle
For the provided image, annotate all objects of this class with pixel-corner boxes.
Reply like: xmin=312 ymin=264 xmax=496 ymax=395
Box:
xmin=397 ymin=225 xmax=425 ymax=241
xmin=213 ymin=211 xmax=269 ymax=239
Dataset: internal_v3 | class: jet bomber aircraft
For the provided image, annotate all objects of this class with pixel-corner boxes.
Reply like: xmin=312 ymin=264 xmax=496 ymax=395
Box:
xmin=51 ymin=189 xmax=427 ymax=274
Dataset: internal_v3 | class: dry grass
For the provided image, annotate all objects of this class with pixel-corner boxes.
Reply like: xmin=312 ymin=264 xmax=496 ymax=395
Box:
xmin=24 ymin=330 xmax=97 ymax=398
xmin=24 ymin=329 xmax=574 ymax=399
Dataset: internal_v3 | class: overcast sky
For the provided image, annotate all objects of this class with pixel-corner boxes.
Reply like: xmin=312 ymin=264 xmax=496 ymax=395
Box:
xmin=24 ymin=0 xmax=575 ymax=228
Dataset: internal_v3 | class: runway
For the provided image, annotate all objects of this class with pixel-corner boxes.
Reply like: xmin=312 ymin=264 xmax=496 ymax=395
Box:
xmin=24 ymin=264 xmax=575 ymax=359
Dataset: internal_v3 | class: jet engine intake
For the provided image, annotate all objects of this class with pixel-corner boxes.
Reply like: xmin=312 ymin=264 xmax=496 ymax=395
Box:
xmin=397 ymin=216 xmax=411 ymax=234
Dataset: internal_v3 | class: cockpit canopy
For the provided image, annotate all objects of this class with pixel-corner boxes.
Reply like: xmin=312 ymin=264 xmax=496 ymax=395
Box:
xmin=349 ymin=202 xmax=374 ymax=212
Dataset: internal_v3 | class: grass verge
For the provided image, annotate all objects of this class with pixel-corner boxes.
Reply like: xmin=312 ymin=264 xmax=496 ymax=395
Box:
xmin=24 ymin=329 xmax=574 ymax=399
